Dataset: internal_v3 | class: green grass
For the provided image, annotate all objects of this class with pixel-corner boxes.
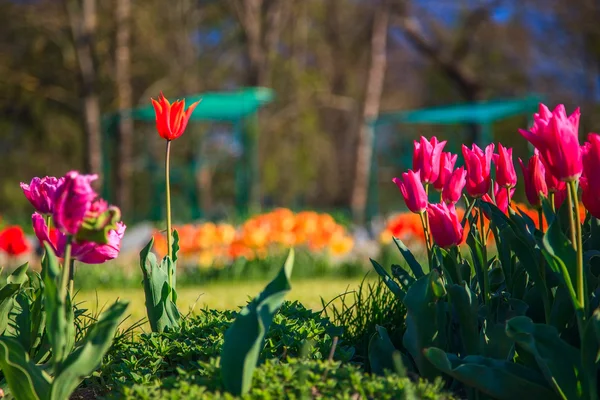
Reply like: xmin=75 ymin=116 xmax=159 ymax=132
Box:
xmin=75 ymin=278 xmax=369 ymax=330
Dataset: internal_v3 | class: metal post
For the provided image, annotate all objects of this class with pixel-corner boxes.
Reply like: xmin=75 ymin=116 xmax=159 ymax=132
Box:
xmin=233 ymin=120 xmax=248 ymax=217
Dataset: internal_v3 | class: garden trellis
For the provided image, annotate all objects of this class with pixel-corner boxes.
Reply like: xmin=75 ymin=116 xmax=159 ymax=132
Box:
xmin=365 ymin=95 xmax=543 ymax=222
xmin=101 ymin=87 xmax=274 ymax=221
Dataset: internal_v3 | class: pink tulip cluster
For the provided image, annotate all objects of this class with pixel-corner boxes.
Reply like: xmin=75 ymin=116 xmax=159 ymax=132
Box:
xmin=21 ymin=171 xmax=126 ymax=264
xmin=392 ymin=103 xmax=600 ymax=249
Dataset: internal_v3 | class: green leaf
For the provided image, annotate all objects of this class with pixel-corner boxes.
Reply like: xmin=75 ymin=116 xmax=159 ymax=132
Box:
xmin=506 ymin=316 xmax=581 ymax=399
xmin=393 ymin=237 xmax=425 ymax=277
xmin=391 ymin=264 xmax=416 ymax=289
xmin=51 ymin=301 xmax=128 ymax=400
xmin=424 ymin=347 xmax=559 ymax=400
xmin=8 ymin=263 xmax=30 ymax=286
xmin=139 ymin=238 xmax=180 ymax=332
xmin=0 ymin=283 xmax=20 ymax=335
xmin=580 ymin=311 xmax=600 ymax=400
xmin=447 ymin=283 xmax=479 ymax=355
xmin=42 ymin=243 xmax=74 ymax=368
xmin=75 ymin=206 xmax=121 ymax=244
xmin=402 ymin=271 xmax=447 ymax=379
xmin=467 ymin=228 xmax=486 ymax=299
xmin=220 ymin=249 xmax=294 ymax=395
xmin=368 ymin=325 xmax=407 ymax=375
xmin=370 ymin=259 xmax=405 ymax=300
xmin=0 ymin=337 xmax=51 ymax=400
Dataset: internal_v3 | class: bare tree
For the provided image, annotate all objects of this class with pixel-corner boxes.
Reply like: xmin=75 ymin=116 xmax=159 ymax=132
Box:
xmin=115 ymin=0 xmax=133 ymax=212
xmin=351 ymin=0 xmax=390 ymax=224
xmin=65 ymin=0 xmax=102 ymax=177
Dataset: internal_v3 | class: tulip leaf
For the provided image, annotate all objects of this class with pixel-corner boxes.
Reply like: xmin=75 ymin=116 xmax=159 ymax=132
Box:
xmin=506 ymin=316 xmax=581 ymax=400
xmin=447 ymin=283 xmax=480 ymax=355
xmin=391 ymin=264 xmax=416 ymax=289
xmin=368 ymin=325 xmax=408 ymax=375
xmin=370 ymin=259 xmax=405 ymax=300
xmin=402 ymin=271 xmax=447 ymax=379
xmin=393 ymin=237 xmax=425 ymax=277
xmin=139 ymin=237 xmax=180 ymax=332
xmin=541 ymin=221 xmax=578 ymax=310
xmin=0 ymin=337 xmax=52 ymax=400
xmin=0 ymin=283 xmax=20 ymax=335
xmin=8 ymin=263 xmax=30 ymax=286
xmin=220 ymin=249 xmax=294 ymax=396
xmin=424 ymin=347 xmax=559 ymax=400
xmin=580 ymin=311 xmax=600 ymax=400
xmin=52 ymin=301 xmax=128 ymax=400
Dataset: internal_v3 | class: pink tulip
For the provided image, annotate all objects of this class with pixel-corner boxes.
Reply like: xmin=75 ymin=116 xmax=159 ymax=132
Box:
xmin=393 ymin=170 xmax=428 ymax=214
xmin=519 ymin=104 xmax=582 ymax=181
xmin=442 ymin=167 xmax=466 ymax=205
xmin=519 ymin=154 xmax=548 ymax=209
xmin=493 ymin=144 xmax=517 ymax=188
xmin=20 ymin=176 xmax=65 ymax=215
xmin=433 ymin=152 xmax=458 ymax=191
xmin=52 ymin=171 xmax=98 ymax=236
xmin=481 ymin=183 xmax=514 ymax=218
xmin=581 ymin=133 xmax=600 ymax=218
xmin=413 ymin=136 xmax=447 ymax=185
xmin=462 ymin=143 xmax=495 ymax=198
xmin=32 ymin=213 xmax=126 ymax=264
xmin=427 ymin=202 xmax=464 ymax=248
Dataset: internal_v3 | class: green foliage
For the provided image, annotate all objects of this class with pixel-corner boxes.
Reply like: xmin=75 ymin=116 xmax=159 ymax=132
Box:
xmin=115 ymin=358 xmax=454 ymax=400
xmin=88 ymin=299 xmax=353 ymax=396
xmin=139 ymin=232 xmax=181 ymax=333
xmin=370 ymin=199 xmax=600 ymax=399
xmin=220 ymin=250 xmax=294 ymax=395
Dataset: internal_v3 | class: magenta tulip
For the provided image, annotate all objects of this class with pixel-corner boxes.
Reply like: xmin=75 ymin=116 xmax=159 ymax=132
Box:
xmin=493 ymin=144 xmax=517 ymax=188
xmin=519 ymin=153 xmax=548 ymax=209
xmin=52 ymin=171 xmax=98 ymax=236
xmin=393 ymin=170 xmax=428 ymax=214
xmin=442 ymin=167 xmax=466 ymax=205
xmin=462 ymin=143 xmax=494 ymax=198
xmin=519 ymin=104 xmax=582 ymax=181
xmin=32 ymin=213 xmax=126 ymax=264
xmin=20 ymin=176 xmax=65 ymax=215
xmin=581 ymin=133 xmax=600 ymax=218
xmin=433 ymin=152 xmax=458 ymax=191
xmin=413 ymin=136 xmax=447 ymax=185
xmin=427 ymin=202 xmax=464 ymax=248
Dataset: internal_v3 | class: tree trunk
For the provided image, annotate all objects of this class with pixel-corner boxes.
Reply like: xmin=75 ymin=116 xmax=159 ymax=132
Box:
xmin=66 ymin=0 xmax=102 ymax=178
xmin=351 ymin=1 xmax=389 ymax=224
xmin=115 ymin=0 xmax=133 ymax=212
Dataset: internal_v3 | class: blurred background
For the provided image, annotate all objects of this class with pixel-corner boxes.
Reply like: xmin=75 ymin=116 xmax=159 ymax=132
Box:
xmin=1 ymin=0 xmax=600 ymax=313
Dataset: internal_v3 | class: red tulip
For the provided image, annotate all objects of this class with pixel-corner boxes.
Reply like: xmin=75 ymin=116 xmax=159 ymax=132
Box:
xmin=519 ymin=153 xmax=548 ymax=209
xmin=433 ymin=152 xmax=458 ymax=191
xmin=0 ymin=226 xmax=30 ymax=257
xmin=393 ymin=170 xmax=428 ymax=214
xmin=519 ymin=104 xmax=582 ymax=182
xmin=427 ymin=202 xmax=464 ymax=248
xmin=442 ymin=167 xmax=466 ymax=205
xmin=581 ymin=133 xmax=600 ymax=218
xmin=151 ymin=92 xmax=200 ymax=141
xmin=493 ymin=144 xmax=517 ymax=188
xmin=462 ymin=143 xmax=495 ymax=198
xmin=413 ymin=136 xmax=447 ymax=185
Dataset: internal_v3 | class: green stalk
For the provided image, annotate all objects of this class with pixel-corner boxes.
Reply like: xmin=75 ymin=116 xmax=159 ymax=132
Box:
xmin=419 ymin=211 xmax=432 ymax=266
xmin=69 ymin=259 xmax=75 ymax=298
xmin=538 ymin=208 xmax=544 ymax=233
xmin=549 ymin=192 xmax=556 ymax=213
xmin=166 ymin=140 xmax=173 ymax=261
xmin=45 ymin=215 xmax=52 ymax=237
xmin=479 ymin=201 xmax=489 ymax=306
xmin=60 ymin=236 xmax=73 ymax=302
xmin=566 ymin=184 xmax=577 ymax=249
xmin=568 ymin=180 xmax=585 ymax=311
xmin=506 ymin=186 xmax=512 ymax=208
xmin=538 ymin=207 xmax=551 ymax=323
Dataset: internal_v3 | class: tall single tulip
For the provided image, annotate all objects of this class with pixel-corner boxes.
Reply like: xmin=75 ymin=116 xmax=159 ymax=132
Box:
xmin=519 ymin=104 xmax=582 ymax=181
xmin=393 ymin=170 xmax=428 ymax=214
xmin=52 ymin=171 xmax=98 ymax=236
xmin=519 ymin=153 xmax=548 ymax=209
xmin=462 ymin=143 xmax=495 ymax=197
xmin=427 ymin=202 xmax=464 ymax=248
xmin=33 ymin=213 xmax=126 ymax=264
xmin=433 ymin=152 xmax=458 ymax=191
xmin=442 ymin=167 xmax=466 ymax=205
xmin=493 ymin=144 xmax=517 ymax=188
xmin=20 ymin=176 xmax=64 ymax=215
xmin=413 ymin=136 xmax=447 ymax=185
xmin=151 ymin=92 xmax=200 ymax=142
xmin=581 ymin=133 xmax=600 ymax=218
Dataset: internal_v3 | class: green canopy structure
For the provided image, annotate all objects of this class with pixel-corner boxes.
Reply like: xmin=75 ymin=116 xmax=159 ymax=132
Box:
xmin=365 ymin=95 xmax=543 ymax=222
xmin=102 ymin=87 xmax=274 ymax=222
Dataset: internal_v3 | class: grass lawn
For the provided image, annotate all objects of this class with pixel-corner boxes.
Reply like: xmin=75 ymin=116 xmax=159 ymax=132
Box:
xmin=75 ymin=278 xmax=367 ymax=331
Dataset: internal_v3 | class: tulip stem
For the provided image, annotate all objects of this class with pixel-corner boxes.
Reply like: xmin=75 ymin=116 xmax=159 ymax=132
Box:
xmin=45 ymin=215 xmax=52 ymax=237
xmin=165 ymin=140 xmax=175 ymax=302
xmin=69 ymin=260 xmax=75 ymax=297
xmin=506 ymin=187 xmax=512 ymax=208
xmin=568 ymin=180 xmax=585 ymax=311
xmin=566 ymin=183 xmax=577 ymax=249
xmin=478 ymin=201 xmax=489 ymax=306
xmin=419 ymin=211 xmax=432 ymax=264
xmin=549 ymin=192 xmax=556 ymax=213
xmin=60 ymin=236 xmax=73 ymax=302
